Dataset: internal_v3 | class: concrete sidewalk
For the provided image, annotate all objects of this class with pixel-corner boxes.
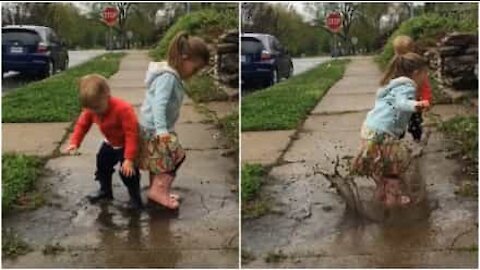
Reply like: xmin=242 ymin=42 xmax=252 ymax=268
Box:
xmin=242 ymin=57 xmax=478 ymax=268
xmin=3 ymin=51 xmax=238 ymax=268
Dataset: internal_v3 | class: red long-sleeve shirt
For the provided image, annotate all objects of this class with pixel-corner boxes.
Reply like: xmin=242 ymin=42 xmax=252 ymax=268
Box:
xmin=420 ymin=75 xmax=432 ymax=103
xmin=70 ymin=97 xmax=139 ymax=160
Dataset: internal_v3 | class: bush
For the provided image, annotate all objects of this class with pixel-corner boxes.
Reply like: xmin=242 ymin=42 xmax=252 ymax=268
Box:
xmin=377 ymin=14 xmax=478 ymax=69
xmin=2 ymin=154 xmax=43 ymax=211
xmin=185 ymin=74 xmax=229 ymax=103
xmin=150 ymin=9 xmax=238 ymax=61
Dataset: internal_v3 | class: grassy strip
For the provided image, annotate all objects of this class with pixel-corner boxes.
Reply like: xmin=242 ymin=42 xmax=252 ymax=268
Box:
xmin=218 ymin=111 xmax=239 ymax=157
xmin=2 ymin=154 xmax=44 ymax=212
xmin=241 ymin=60 xmax=349 ymax=131
xmin=2 ymin=229 xmax=32 ymax=259
xmin=241 ymin=163 xmax=265 ymax=201
xmin=241 ymin=163 xmax=270 ymax=219
xmin=186 ymin=74 xmax=229 ymax=103
xmin=3 ymin=53 xmax=125 ymax=123
xmin=438 ymin=116 xmax=478 ymax=176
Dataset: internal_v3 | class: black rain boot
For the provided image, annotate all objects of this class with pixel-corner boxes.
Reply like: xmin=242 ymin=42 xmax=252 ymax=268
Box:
xmin=408 ymin=112 xmax=423 ymax=142
xmin=124 ymin=175 xmax=143 ymax=210
xmin=87 ymin=175 xmax=113 ymax=203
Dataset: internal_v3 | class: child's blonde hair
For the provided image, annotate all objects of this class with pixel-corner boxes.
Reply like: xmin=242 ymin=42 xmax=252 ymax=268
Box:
xmin=167 ymin=31 xmax=210 ymax=72
xmin=78 ymin=74 xmax=110 ymax=107
xmin=380 ymin=53 xmax=427 ymax=85
xmin=393 ymin=35 xmax=415 ymax=55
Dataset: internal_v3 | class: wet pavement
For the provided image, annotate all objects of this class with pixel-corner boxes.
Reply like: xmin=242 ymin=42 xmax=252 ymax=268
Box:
xmin=241 ymin=57 xmax=478 ymax=268
xmin=3 ymin=51 xmax=238 ymax=268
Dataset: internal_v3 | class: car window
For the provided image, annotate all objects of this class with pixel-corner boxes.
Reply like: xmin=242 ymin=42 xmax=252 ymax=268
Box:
xmin=2 ymin=30 xmax=41 ymax=45
xmin=48 ymin=30 xmax=59 ymax=44
xmin=272 ymin=38 xmax=284 ymax=52
xmin=241 ymin=37 xmax=264 ymax=54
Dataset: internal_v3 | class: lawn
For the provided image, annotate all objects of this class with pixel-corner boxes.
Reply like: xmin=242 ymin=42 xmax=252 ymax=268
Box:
xmin=241 ymin=163 xmax=271 ymax=219
xmin=241 ymin=59 xmax=349 ymax=131
xmin=439 ymin=116 xmax=478 ymax=175
xmin=2 ymin=53 xmax=125 ymax=123
xmin=2 ymin=154 xmax=44 ymax=212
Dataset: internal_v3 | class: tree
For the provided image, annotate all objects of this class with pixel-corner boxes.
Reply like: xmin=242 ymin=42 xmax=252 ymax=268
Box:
xmin=114 ymin=2 xmax=132 ymax=49
xmin=241 ymin=3 xmax=330 ymax=56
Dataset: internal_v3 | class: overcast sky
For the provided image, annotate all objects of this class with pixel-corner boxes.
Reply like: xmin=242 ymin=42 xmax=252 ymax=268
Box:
xmin=279 ymin=2 xmax=426 ymax=22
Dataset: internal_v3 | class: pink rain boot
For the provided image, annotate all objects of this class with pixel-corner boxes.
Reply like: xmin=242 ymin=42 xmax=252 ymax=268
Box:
xmin=148 ymin=174 xmax=179 ymax=209
xmin=149 ymin=173 xmax=179 ymax=201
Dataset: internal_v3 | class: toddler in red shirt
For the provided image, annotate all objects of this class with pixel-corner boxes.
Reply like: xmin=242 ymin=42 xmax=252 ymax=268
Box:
xmin=65 ymin=74 xmax=143 ymax=209
xmin=393 ymin=35 xmax=432 ymax=142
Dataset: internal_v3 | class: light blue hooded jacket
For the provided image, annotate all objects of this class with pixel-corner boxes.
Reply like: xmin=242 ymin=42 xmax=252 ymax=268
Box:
xmin=140 ymin=62 xmax=184 ymax=136
xmin=364 ymin=77 xmax=418 ymax=138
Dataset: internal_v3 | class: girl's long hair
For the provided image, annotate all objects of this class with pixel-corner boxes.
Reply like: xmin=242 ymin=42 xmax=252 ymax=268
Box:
xmin=380 ymin=53 xmax=427 ymax=85
xmin=167 ymin=31 xmax=210 ymax=72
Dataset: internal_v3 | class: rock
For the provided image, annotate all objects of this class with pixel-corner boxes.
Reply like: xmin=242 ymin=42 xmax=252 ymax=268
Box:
xmin=465 ymin=46 xmax=478 ymax=55
xmin=217 ymin=43 xmax=238 ymax=54
xmin=438 ymin=46 xmax=463 ymax=57
xmin=427 ymin=32 xmax=478 ymax=91
xmin=441 ymin=33 xmax=478 ymax=47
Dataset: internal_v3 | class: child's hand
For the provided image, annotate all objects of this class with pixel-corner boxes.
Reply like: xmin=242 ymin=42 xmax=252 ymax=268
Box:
xmin=422 ymin=100 xmax=431 ymax=110
xmin=121 ymin=159 xmax=135 ymax=177
xmin=156 ymin=133 xmax=171 ymax=144
xmin=64 ymin=144 xmax=79 ymax=155
xmin=415 ymin=100 xmax=430 ymax=111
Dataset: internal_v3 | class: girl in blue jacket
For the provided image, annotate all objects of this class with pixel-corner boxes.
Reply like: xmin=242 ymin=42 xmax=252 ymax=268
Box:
xmin=352 ymin=53 xmax=430 ymax=208
xmin=138 ymin=32 xmax=210 ymax=209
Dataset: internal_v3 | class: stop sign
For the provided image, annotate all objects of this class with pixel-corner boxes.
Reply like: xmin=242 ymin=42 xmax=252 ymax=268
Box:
xmin=102 ymin=6 xmax=118 ymax=26
xmin=326 ymin=11 xmax=342 ymax=32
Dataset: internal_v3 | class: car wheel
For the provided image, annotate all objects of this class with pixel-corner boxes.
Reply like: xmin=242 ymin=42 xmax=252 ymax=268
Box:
xmin=63 ymin=58 xmax=69 ymax=71
xmin=270 ymin=68 xmax=279 ymax=86
xmin=286 ymin=62 xmax=294 ymax=78
xmin=42 ymin=61 xmax=54 ymax=78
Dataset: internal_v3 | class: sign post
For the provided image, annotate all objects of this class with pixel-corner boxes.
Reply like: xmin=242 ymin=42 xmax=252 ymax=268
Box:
xmin=351 ymin=36 xmax=358 ymax=55
xmin=102 ymin=6 xmax=119 ymax=50
xmin=326 ymin=11 xmax=342 ymax=58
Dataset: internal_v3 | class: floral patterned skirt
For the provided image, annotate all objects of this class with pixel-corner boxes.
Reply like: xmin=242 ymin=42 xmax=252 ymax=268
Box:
xmin=138 ymin=129 xmax=186 ymax=175
xmin=351 ymin=124 xmax=412 ymax=178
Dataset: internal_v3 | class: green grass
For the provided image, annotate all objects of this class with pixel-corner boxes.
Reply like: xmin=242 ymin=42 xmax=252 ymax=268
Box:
xmin=439 ymin=116 xmax=478 ymax=175
xmin=241 ymin=164 xmax=271 ymax=219
xmin=150 ymin=9 xmax=238 ymax=61
xmin=241 ymin=60 xmax=349 ymax=131
xmin=241 ymin=163 xmax=265 ymax=202
xmin=2 ymin=53 xmax=125 ymax=123
xmin=429 ymin=74 xmax=452 ymax=104
xmin=2 ymin=229 xmax=32 ymax=259
xmin=377 ymin=14 xmax=477 ymax=69
xmin=186 ymin=74 xmax=229 ymax=103
xmin=218 ymin=111 xmax=239 ymax=157
xmin=2 ymin=154 xmax=44 ymax=212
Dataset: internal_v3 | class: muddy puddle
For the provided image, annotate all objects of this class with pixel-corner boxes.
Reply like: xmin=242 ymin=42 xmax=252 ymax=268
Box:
xmin=242 ymin=128 xmax=477 ymax=268
xmin=3 ymin=128 xmax=238 ymax=268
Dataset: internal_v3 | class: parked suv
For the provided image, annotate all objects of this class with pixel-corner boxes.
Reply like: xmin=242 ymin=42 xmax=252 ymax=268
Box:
xmin=2 ymin=25 xmax=69 ymax=78
xmin=241 ymin=33 xmax=293 ymax=89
